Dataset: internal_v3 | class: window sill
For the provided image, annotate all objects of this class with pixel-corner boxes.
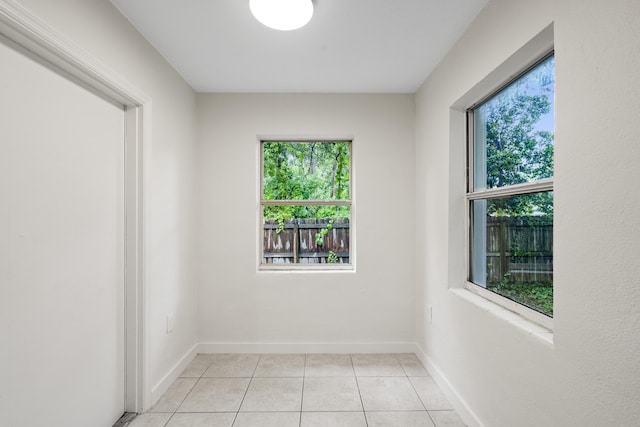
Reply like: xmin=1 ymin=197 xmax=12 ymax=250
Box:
xmin=450 ymin=287 xmax=554 ymax=346
xmin=258 ymin=264 xmax=355 ymax=273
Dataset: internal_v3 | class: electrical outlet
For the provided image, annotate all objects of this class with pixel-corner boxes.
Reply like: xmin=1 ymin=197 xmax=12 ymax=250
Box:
xmin=167 ymin=313 xmax=175 ymax=334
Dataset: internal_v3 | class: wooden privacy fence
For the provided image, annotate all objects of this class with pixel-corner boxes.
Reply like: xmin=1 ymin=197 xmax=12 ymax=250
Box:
xmin=486 ymin=216 xmax=553 ymax=284
xmin=263 ymin=218 xmax=349 ymax=264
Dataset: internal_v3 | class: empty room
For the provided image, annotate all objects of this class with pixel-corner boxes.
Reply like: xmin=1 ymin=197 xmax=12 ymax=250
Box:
xmin=1 ymin=0 xmax=638 ymax=426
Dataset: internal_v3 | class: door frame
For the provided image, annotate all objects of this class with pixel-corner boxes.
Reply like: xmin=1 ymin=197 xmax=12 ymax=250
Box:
xmin=0 ymin=0 xmax=150 ymax=412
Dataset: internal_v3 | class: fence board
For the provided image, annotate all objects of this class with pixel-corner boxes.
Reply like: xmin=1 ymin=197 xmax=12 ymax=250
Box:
xmin=486 ymin=216 xmax=553 ymax=284
xmin=263 ymin=218 xmax=350 ymax=264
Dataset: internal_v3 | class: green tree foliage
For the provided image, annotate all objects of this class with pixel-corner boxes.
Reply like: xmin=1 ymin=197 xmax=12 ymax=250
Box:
xmin=263 ymin=141 xmax=350 ymax=222
xmin=478 ymin=56 xmax=554 ymax=217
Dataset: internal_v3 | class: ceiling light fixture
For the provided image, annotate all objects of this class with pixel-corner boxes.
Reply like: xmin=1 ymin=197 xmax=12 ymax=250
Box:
xmin=249 ymin=0 xmax=314 ymax=31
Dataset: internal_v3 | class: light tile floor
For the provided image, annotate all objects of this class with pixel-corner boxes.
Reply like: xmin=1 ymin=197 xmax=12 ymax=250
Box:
xmin=130 ymin=353 xmax=466 ymax=427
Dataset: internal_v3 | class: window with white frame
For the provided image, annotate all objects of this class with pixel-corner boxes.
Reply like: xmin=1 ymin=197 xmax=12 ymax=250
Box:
xmin=260 ymin=140 xmax=352 ymax=269
xmin=467 ymin=53 xmax=554 ymax=318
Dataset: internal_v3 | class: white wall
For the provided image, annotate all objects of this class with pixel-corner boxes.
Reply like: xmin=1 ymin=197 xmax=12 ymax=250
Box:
xmin=415 ymin=0 xmax=640 ymax=426
xmin=11 ymin=0 xmax=199 ymax=408
xmin=197 ymin=94 xmax=416 ymax=350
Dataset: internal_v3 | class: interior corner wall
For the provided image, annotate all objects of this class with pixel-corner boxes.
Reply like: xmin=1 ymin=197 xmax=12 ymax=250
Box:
xmin=197 ymin=93 xmax=416 ymax=350
xmin=11 ymin=0 xmax=200 ymax=407
xmin=414 ymin=0 xmax=640 ymax=426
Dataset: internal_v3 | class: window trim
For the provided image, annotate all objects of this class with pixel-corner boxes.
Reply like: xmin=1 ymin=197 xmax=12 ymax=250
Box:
xmin=258 ymin=139 xmax=354 ymax=271
xmin=465 ymin=51 xmax=554 ymax=329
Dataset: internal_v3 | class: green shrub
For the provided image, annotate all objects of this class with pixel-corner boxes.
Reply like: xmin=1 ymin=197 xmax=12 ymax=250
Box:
xmin=487 ymin=279 xmax=553 ymax=316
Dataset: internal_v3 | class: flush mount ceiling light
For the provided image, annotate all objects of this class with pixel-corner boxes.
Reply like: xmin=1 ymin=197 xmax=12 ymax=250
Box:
xmin=249 ymin=0 xmax=314 ymax=31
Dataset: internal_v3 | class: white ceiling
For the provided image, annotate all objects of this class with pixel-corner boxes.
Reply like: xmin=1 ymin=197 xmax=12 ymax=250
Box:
xmin=110 ymin=0 xmax=488 ymax=93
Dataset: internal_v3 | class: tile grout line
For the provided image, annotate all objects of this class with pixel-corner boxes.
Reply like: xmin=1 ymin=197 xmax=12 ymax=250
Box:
xmin=160 ymin=355 xmax=216 ymax=427
xmin=230 ymin=354 xmax=262 ymax=426
xmin=395 ymin=353 xmax=411 ymax=377
xmin=425 ymin=411 xmax=439 ymax=427
xmin=176 ymin=361 xmax=211 ymax=412
xmin=300 ymin=354 xmax=307 ymax=427
xmin=402 ymin=354 xmax=439 ymax=426
xmin=404 ymin=353 xmax=453 ymax=426
xmin=350 ymin=354 xmax=369 ymax=427
xmin=395 ymin=353 xmax=439 ymax=426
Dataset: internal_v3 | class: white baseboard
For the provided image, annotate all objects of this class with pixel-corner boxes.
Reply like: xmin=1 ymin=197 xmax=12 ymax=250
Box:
xmin=150 ymin=342 xmax=199 ymax=407
xmin=414 ymin=345 xmax=484 ymax=427
xmin=198 ymin=341 xmax=418 ymax=354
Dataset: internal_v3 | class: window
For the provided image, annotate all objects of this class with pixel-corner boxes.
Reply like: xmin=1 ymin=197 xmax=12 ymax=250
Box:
xmin=467 ymin=54 xmax=554 ymax=320
xmin=260 ymin=140 xmax=352 ymax=269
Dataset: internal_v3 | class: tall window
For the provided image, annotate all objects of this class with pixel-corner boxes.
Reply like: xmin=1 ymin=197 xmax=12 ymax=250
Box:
xmin=260 ymin=140 xmax=352 ymax=268
xmin=467 ymin=54 xmax=554 ymax=319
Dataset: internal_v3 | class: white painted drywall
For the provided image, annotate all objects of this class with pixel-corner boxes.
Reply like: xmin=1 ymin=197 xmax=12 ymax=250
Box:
xmin=7 ymin=0 xmax=199 ymax=409
xmin=415 ymin=0 xmax=640 ymax=425
xmin=197 ymin=94 xmax=416 ymax=348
